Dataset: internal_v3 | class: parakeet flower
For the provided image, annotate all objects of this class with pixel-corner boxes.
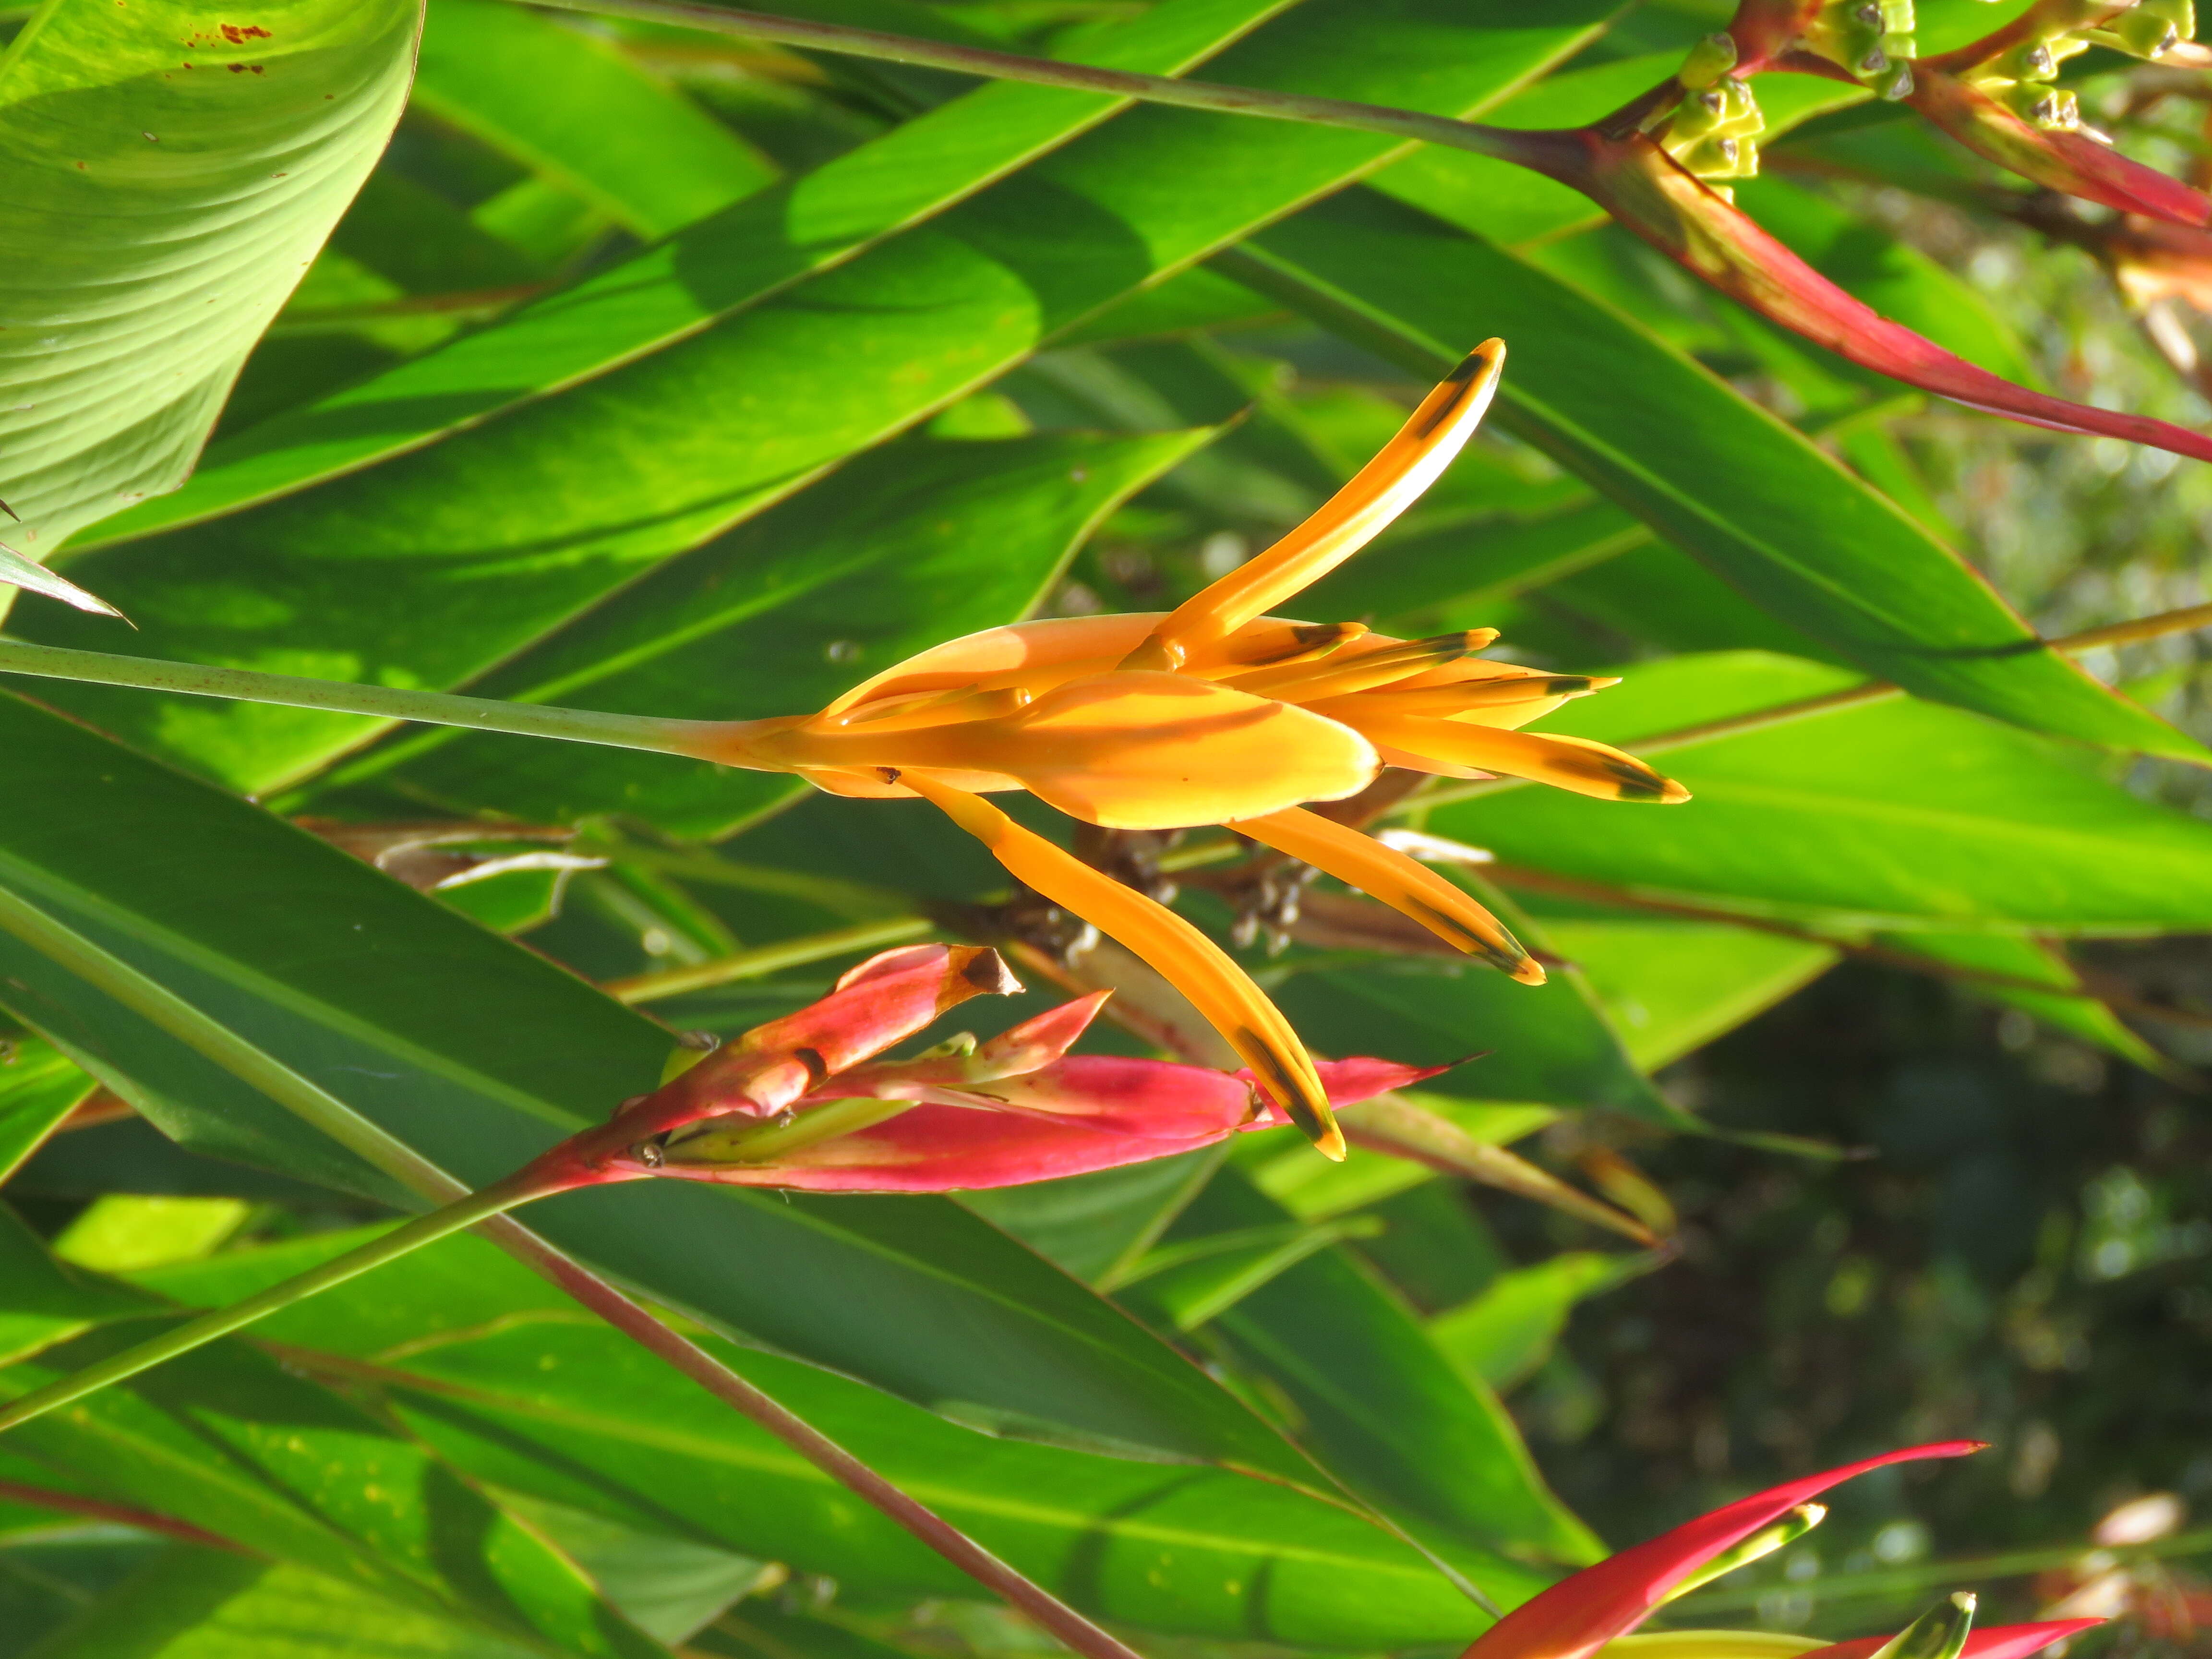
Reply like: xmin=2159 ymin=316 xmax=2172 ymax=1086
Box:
xmin=667 ymin=345 xmax=1689 ymax=1159
xmin=538 ymin=945 xmax=1442 ymax=1192
xmin=1463 ymin=1440 xmax=2100 ymax=1659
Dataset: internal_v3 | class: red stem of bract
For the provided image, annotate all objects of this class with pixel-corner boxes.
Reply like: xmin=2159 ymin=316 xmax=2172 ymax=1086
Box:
xmin=0 ymin=1479 xmax=245 ymax=1554
xmin=1505 ymin=125 xmax=2212 ymax=461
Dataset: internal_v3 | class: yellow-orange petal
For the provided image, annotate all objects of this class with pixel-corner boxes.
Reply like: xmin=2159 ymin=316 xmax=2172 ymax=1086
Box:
xmin=1225 ymin=629 xmax=1494 ymax=701
xmin=900 ymin=774 xmax=1345 ymax=1157
xmin=866 ymin=672 xmax=1379 ymax=830
xmin=1316 ymin=675 xmax=1605 ymax=721
xmin=1230 ymin=807 xmax=1544 ymax=984
xmin=1122 ymin=342 xmax=1507 ymax=667
xmin=1351 ymin=714 xmax=1691 ymax=803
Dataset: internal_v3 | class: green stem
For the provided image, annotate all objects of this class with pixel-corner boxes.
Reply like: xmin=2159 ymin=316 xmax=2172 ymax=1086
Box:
xmin=0 ymin=879 xmax=469 ymax=1204
xmin=606 ymin=915 xmax=934 ymax=1004
xmin=0 ymin=639 xmax=727 ymax=757
xmin=0 ymin=1175 xmax=554 ymax=1434
xmin=513 ymin=0 xmax=1575 ymax=173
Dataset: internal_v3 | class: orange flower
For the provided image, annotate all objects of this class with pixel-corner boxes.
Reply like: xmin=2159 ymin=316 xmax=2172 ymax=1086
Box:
xmin=676 ymin=341 xmax=1687 ymax=1158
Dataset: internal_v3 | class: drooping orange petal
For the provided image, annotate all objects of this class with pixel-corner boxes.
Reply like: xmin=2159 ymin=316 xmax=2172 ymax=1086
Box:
xmin=1230 ymin=807 xmax=1544 ymax=984
xmin=837 ymin=673 xmax=1378 ymax=830
xmin=1123 ymin=342 xmax=1507 ymax=668
xmin=899 ymin=774 xmax=1345 ymax=1158
xmin=1353 ymin=714 xmax=1690 ymax=803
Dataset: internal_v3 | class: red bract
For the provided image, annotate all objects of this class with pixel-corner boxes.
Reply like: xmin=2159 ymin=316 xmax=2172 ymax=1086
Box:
xmin=1461 ymin=1442 xmax=1985 ymax=1659
xmin=644 ymin=1054 xmax=1443 ymax=1192
xmin=538 ymin=948 xmax=1449 ymax=1194
xmin=1911 ymin=71 xmax=2212 ymax=227
xmin=1542 ymin=127 xmax=2212 ymax=463
xmin=542 ymin=942 xmax=1021 ymax=1175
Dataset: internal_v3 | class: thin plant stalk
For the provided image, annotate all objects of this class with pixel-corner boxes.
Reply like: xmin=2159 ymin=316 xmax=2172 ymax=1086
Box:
xmin=474 ymin=1216 xmax=1154 ymax=1659
xmin=0 ymin=888 xmax=1151 ymax=1659
xmin=0 ymin=639 xmax=722 ymax=756
xmin=0 ymin=1173 xmax=553 ymax=1433
xmin=514 ymin=0 xmax=1567 ymax=172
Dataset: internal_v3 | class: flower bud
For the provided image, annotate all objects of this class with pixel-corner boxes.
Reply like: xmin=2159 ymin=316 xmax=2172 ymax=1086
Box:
xmin=1870 ymin=1594 xmax=1979 ymax=1659
xmin=1804 ymin=0 xmax=1917 ymax=90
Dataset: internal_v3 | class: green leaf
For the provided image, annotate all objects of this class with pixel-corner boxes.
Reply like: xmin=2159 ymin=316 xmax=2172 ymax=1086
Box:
xmin=0 ymin=690 xmax=1331 ymax=1483
xmin=0 ymin=1204 xmax=156 ymax=1369
xmin=0 ymin=1039 xmax=96 ymax=1186
xmin=133 ymin=1229 xmax=1534 ymax=1650
xmin=21 ymin=0 xmax=1615 ymax=793
xmin=20 ymin=1545 xmax=543 ymax=1659
xmin=64 ymin=0 xmax=1315 ymax=550
xmin=322 ymin=428 xmax=1214 ymax=837
xmin=1437 ymin=652 xmax=2212 ymax=934
xmin=1429 ymin=1250 xmax=1659 ymax=1392
xmin=0 ymin=0 xmax=420 ymax=572
xmin=1530 ymin=915 xmax=1839 ymax=1072
xmin=1126 ymin=1168 xmax=1603 ymax=1566
xmin=1224 ymin=190 xmax=2205 ymax=760
xmin=411 ymin=0 xmax=778 ymax=240
xmin=1 ymin=1332 xmax=675 ymax=1657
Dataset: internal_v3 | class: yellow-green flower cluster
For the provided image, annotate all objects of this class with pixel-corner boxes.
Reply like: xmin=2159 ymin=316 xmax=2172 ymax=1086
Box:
xmin=1661 ymin=34 xmax=1765 ymax=192
xmin=1805 ymin=0 xmax=1918 ymax=98
xmin=1967 ymin=0 xmax=2196 ymax=132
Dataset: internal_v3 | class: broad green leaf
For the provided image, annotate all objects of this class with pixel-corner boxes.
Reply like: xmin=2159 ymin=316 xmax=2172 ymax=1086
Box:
xmin=1127 ymin=1168 xmax=1603 ymax=1566
xmin=0 ymin=1332 xmax=675 ymax=1657
xmin=1531 ymin=916 xmax=1839 ymax=1072
xmin=324 ymin=428 xmax=1213 ymax=837
xmin=22 ymin=0 xmax=1616 ymax=794
xmin=19 ymin=1545 xmax=541 ymax=1659
xmin=1429 ymin=1251 xmax=1659 ymax=1391
xmin=1872 ymin=929 xmax=2177 ymax=1076
xmin=1226 ymin=191 xmax=2205 ymax=760
xmin=1301 ymin=500 xmax=1652 ymax=635
xmin=412 ymin=0 xmax=777 ymax=239
xmin=0 ymin=0 xmax=421 ymax=574
xmin=0 ymin=1039 xmax=96 ymax=1185
xmin=65 ymin=0 xmax=1313 ymax=549
xmin=133 ymin=1229 xmax=1536 ymax=1649
xmin=0 ymin=1204 xmax=156 ymax=1369
xmin=0 ymin=691 xmax=1331 ymax=1483
xmin=1436 ymin=652 xmax=2212 ymax=934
